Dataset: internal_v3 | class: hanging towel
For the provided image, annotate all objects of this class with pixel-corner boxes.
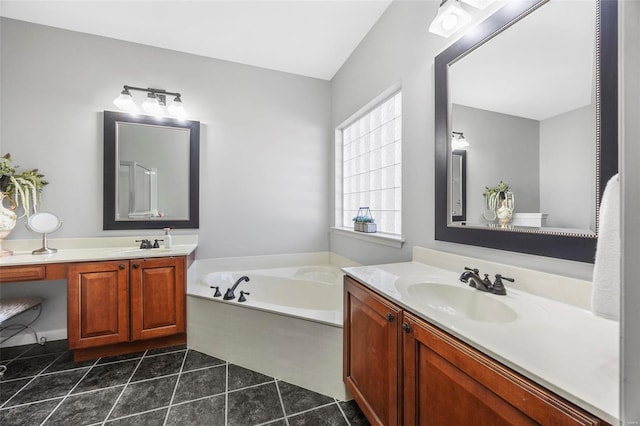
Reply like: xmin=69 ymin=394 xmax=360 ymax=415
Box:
xmin=591 ymin=173 xmax=620 ymax=320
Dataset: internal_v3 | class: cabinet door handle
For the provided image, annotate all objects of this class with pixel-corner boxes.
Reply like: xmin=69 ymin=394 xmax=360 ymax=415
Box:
xmin=132 ymin=263 xmax=140 ymax=269
xmin=386 ymin=312 xmax=394 ymax=322
xmin=118 ymin=264 xmax=125 ymax=270
xmin=402 ymin=323 xmax=411 ymax=333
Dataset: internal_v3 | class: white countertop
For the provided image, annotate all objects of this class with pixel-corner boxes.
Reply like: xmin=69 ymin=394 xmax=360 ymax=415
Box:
xmin=0 ymin=236 xmax=198 ymax=266
xmin=343 ymin=261 xmax=619 ymax=424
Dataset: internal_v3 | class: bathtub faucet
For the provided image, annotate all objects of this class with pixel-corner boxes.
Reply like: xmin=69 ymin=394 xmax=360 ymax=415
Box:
xmin=223 ymin=276 xmax=250 ymax=300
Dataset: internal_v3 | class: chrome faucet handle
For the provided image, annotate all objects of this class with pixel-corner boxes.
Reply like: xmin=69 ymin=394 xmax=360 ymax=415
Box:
xmin=464 ymin=266 xmax=480 ymax=274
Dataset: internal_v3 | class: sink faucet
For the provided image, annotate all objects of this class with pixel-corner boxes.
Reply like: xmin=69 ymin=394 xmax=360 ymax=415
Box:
xmin=136 ymin=239 xmax=152 ymax=249
xmin=223 ymin=276 xmax=250 ymax=300
xmin=459 ymin=267 xmax=515 ymax=295
xmin=459 ymin=267 xmax=493 ymax=292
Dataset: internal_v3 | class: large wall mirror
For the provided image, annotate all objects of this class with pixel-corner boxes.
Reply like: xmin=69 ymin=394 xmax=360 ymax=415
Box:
xmin=435 ymin=0 xmax=617 ymax=262
xmin=103 ymin=111 xmax=200 ymax=230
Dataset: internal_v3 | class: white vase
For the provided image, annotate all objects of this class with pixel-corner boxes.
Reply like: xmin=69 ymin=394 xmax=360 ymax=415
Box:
xmin=0 ymin=192 xmax=17 ymax=256
xmin=496 ymin=199 xmax=513 ymax=227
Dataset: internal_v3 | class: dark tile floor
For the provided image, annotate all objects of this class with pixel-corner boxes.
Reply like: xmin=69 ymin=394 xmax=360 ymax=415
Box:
xmin=0 ymin=340 xmax=369 ymax=426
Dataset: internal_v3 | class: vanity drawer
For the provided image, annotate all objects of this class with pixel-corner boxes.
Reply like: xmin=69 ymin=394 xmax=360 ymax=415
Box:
xmin=0 ymin=265 xmax=46 ymax=283
xmin=0 ymin=264 xmax=67 ymax=283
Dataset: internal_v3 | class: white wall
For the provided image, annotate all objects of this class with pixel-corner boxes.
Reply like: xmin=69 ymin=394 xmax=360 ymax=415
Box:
xmin=540 ymin=105 xmax=595 ymax=230
xmin=0 ymin=18 xmax=331 ymax=260
xmin=329 ymin=1 xmax=593 ymax=280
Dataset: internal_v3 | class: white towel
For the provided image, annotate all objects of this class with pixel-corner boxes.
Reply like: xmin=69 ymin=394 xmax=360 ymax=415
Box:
xmin=591 ymin=173 xmax=620 ymax=320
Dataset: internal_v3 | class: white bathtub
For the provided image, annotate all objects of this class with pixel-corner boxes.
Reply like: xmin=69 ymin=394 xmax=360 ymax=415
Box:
xmin=187 ymin=254 xmax=354 ymax=400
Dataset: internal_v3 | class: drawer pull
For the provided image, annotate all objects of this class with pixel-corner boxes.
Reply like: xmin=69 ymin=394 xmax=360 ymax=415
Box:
xmin=119 ymin=264 xmax=125 ymax=270
xmin=402 ymin=323 xmax=411 ymax=333
xmin=386 ymin=312 xmax=394 ymax=322
xmin=132 ymin=263 xmax=140 ymax=269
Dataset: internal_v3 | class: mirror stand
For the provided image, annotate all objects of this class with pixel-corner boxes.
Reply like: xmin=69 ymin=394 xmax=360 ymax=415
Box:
xmin=26 ymin=212 xmax=62 ymax=255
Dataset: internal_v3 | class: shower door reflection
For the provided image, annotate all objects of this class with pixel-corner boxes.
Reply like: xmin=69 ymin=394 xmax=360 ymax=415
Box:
xmin=118 ymin=161 xmax=158 ymax=219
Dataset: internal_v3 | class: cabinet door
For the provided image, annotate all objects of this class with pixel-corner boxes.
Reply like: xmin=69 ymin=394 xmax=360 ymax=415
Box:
xmin=344 ymin=276 xmax=402 ymax=426
xmin=130 ymin=257 xmax=185 ymax=341
xmin=67 ymin=261 xmax=129 ymax=349
xmin=402 ymin=312 xmax=603 ymax=426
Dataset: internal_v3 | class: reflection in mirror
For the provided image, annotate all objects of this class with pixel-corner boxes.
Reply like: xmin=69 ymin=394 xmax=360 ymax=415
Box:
xmin=434 ymin=0 xmax=618 ymax=262
xmin=449 ymin=0 xmax=596 ymax=234
xmin=117 ymin=123 xmax=189 ymax=220
xmin=451 ymin=150 xmax=466 ymax=222
xmin=103 ymin=111 xmax=200 ymax=230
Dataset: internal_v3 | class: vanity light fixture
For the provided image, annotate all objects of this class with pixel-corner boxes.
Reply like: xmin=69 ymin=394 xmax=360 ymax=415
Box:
xmin=451 ymin=131 xmax=470 ymax=150
xmin=113 ymin=85 xmax=187 ymax=118
xmin=429 ymin=0 xmax=472 ymax=38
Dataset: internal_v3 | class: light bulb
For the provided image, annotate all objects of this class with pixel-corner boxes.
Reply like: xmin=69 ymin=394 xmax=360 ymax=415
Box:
xmin=441 ymin=14 xmax=458 ymax=31
xmin=451 ymin=133 xmax=470 ymax=150
xmin=429 ymin=0 xmax=472 ymax=38
xmin=167 ymin=96 xmax=187 ymax=119
xmin=142 ymin=93 xmax=163 ymax=115
xmin=113 ymin=88 xmax=138 ymax=112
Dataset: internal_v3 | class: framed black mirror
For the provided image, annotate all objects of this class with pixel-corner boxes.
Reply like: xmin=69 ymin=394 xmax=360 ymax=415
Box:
xmin=434 ymin=0 xmax=617 ymax=263
xmin=103 ymin=111 xmax=200 ymax=230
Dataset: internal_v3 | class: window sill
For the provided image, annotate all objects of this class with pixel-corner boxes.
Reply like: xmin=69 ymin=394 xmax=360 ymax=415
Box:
xmin=331 ymin=227 xmax=405 ymax=248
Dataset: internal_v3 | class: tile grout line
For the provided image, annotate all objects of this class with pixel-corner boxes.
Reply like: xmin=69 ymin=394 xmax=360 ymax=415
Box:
xmin=286 ymin=401 xmax=338 ymax=420
xmin=162 ymin=348 xmax=189 ymax=426
xmin=224 ymin=362 xmax=229 ymax=426
xmin=100 ymin=350 xmax=148 ymax=425
xmin=273 ymin=379 xmax=291 ymax=426
xmin=102 ymin=406 xmax=169 ymax=424
xmin=227 ymin=378 xmax=277 ymax=395
xmin=38 ymin=357 xmax=102 ymax=425
xmin=335 ymin=398 xmax=352 ymax=426
xmin=0 ymin=351 xmax=67 ymax=410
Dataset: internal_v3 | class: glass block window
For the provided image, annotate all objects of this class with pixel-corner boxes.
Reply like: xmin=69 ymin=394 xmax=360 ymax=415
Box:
xmin=340 ymin=91 xmax=402 ymax=235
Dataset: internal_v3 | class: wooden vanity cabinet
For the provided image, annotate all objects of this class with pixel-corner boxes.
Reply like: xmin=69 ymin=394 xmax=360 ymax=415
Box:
xmin=343 ymin=275 xmax=402 ymax=425
xmin=402 ymin=312 xmax=602 ymax=426
xmin=344 ymin=276 xmax=605 ymax=426
xmin=67 ymin=260 xmax=129 ymax=349
xmin=130 ymin=257 xmax=185 ymax=340
xmin=68 ymin=257 xmax=186 ymax=358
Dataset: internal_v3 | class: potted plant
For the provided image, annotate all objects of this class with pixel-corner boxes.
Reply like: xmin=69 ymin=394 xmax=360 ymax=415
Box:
xmin=1 ymin=153 xmax=48 ymax=218
xmin=483 ymin=181 xmax=515 ymax=225
xmin=353 ymin=207 xmax=377 ymax=233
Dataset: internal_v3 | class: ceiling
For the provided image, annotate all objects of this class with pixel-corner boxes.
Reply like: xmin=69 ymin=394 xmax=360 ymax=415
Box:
xmin=0 ymin=0 xmax=393 ymax=81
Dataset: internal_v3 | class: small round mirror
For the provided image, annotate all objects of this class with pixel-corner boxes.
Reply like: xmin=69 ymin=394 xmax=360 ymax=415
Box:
xmin=27 ymin=212 xmax=62 ymax=234
xmin=26 ymin=212 xmax=62 ymax=255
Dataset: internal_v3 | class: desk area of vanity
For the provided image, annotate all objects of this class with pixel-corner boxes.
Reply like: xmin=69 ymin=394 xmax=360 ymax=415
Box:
xmin=0 ymin=236 xmax=197 ymax=360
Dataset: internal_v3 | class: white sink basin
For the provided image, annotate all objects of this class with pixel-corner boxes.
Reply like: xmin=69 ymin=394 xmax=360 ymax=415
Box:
xmin=109 ymin=248 xmax=174 ymax=256
xmin=403 ymin=283 xmax=518 ymax=323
